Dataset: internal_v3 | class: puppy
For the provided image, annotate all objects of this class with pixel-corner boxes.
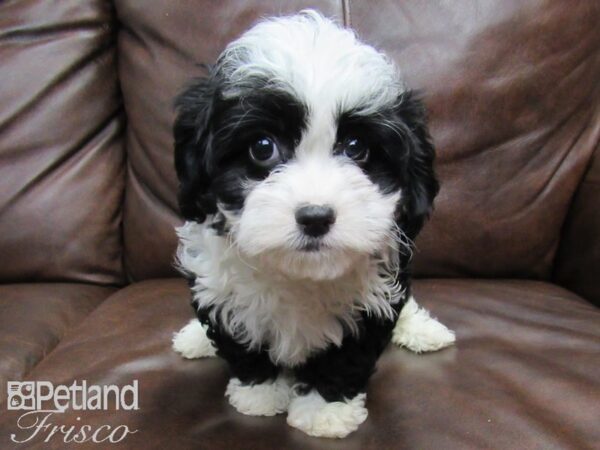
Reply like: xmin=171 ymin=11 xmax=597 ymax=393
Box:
xmin=172 ymin=10 xmax=454 ymax=438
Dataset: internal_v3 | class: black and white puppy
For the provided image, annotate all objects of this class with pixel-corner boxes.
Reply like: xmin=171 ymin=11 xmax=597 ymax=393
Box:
xmin=172 ymin=10 xmax=454 ymax=438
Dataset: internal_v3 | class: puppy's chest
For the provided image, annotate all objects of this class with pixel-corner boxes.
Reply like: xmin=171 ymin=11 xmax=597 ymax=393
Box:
xmin=177 ymin=222 xmax=396 ymax=366
xmin=203 ymin=273 xmax=363 ymax=366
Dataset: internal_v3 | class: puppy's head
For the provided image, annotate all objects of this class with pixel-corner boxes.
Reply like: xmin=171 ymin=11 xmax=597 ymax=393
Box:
xmin=174 ymin=11 xmax=438 ymax=281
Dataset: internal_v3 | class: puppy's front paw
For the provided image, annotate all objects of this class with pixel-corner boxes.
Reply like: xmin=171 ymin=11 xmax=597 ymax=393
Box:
xmin=172 ymin=319 xmax=217 ymax=359
xmin=226 ymin=376 xmax=292 ymax=416
xmin=287 ymin=390 xmax=368 ymax=438
xmin=392 ymin=297 xmax=455 ymax=353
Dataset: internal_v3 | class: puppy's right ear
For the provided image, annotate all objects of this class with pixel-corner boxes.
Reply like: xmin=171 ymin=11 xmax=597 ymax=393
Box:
xmin=174 ymin=77 xmax=218 ymax=223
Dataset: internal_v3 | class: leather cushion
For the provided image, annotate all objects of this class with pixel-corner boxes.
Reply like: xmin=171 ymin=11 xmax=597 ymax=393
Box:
xmin=0 ymin=283 xmax=115 ymax=403
xmin=1 ymin=278 xmax=597 ymax=449
xmin=0 ymin=0 xmax=125 ymax=284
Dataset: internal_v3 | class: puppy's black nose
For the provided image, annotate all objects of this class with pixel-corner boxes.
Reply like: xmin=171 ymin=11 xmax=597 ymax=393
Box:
xmin=295 ymin=205 xmax=336 ymax=237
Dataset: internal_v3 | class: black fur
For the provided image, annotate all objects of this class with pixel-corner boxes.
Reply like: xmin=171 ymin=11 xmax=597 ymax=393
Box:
xmin=174 ymin=71 xmax=307 ymax=223
xmin=174 ymin=75 xmax=218 ymax=223
xmin=194 ymin=292 xmax=407 ymax=401
xmin=337 ymin=90 xmax=439 ymax=240
xmin=293 ymin=298 xmax=405 ymax=402
xmin=195 ymin=303 xmax=279 ymax=384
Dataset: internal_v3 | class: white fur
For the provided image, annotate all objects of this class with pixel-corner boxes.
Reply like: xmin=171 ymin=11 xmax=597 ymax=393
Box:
xmin=225 ymin=376 xmax=292 ymax=416
xmin=172 ymin=319 xmax=217 ymax=358
xmin=176 ymin=221 xmax=401 ymax=366
xmin=287 ymin=390 xmax=368 ymax=438
xmin=219 ymin=10 xmax=403 ymax=117
xmin=230 ymin=155 xmax=402 ymax=281
xmin=392 ymin=296 xmax=456 ymax=352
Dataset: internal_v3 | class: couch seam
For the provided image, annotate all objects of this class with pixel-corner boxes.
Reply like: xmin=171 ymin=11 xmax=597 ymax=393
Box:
xmin=551 ymin=137 xmax=600 ymax=286
xmin=342 ymin=0 xmax=352 ymax=28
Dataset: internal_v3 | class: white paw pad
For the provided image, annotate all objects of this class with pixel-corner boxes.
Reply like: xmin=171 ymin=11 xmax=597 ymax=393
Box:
xmin=392 ymin=297 xmax=456 ymax=353
xmin=287 ymin=390 xmax=368 ymax=438
xmin=172 ymin=319 xmax=217 ymax=359
xmin=226 ymin=376 xmax=292 ymax=416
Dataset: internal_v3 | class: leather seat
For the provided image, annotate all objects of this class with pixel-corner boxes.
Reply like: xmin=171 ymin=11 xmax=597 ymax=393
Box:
xmin=1 ymin=279 xmax=598 ymax=449
xmin=0 ymin=284 xmax=114 ymax=400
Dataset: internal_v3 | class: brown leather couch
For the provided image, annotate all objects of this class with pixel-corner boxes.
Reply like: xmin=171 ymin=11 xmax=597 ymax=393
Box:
xmin=1 ymin=1 xmax=599 ymax=449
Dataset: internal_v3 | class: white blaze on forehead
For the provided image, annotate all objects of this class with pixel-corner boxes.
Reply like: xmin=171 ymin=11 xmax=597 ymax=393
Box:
xmin=218 ymin=10 xmax=403 ymax=117
xmin=296 ymin=108 xmax=337 ymax=158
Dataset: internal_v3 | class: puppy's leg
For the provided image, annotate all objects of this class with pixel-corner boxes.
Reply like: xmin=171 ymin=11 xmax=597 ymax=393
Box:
xmin=392 ymin=296 xmax=455 ymax=353
xmin=208 ymin=322 xmax=291 ymax=416
xmin=172 ymin=318 xmax=217 ymax=358
xmin=288 ymin=313 xmax=394 ymax=438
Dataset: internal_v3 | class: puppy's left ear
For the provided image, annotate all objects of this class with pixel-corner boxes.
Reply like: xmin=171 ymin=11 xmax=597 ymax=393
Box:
xmin=394 ymin=91 xmax=440 ymax=240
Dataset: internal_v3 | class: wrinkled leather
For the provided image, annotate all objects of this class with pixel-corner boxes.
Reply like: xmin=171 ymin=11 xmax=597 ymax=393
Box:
xmin=0 ymin=278 xmax=597 ymax=449
xmin=350 ymin=0 xmax=600 ymax=280
xmin=0 ymin=0 xmax=125 ymax=284
xmin=0 ymin=283 xmax=114 ymax=402
xmin=115 ymin=0 xmax=343 ymax=281
xmin=554 ymin=145 xmax=600 ymax=306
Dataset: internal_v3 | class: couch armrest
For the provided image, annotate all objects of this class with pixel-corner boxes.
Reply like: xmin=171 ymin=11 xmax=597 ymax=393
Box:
xmin=554 ymin=145 xmax=600 ymax=306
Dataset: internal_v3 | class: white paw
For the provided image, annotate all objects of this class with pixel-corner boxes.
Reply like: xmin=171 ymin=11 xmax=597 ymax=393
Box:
xmin=392 ymin=297 xmax=455 ymax=353
xmin=225 ymin=376 xmax=292 ymax=416
xmin=172 ymin=319 xmax=217 ymax=359
xmin=287 ymin=390 xmax=368 ymax=438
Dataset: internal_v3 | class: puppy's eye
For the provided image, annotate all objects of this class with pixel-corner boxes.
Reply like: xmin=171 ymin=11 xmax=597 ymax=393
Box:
xmin=338 ymin=137 xmax=369 ymax=163
xmin=249 ymin=137 xmax=281 ymax=168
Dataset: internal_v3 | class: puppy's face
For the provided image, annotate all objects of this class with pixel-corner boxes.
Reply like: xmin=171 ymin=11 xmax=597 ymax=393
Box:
xmin=175 ymin=12 xmax=438 ymax=281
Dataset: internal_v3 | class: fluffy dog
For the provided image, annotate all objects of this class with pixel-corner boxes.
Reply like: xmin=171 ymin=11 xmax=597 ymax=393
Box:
xmin=172 ymin=10 xmax=454 ymax=438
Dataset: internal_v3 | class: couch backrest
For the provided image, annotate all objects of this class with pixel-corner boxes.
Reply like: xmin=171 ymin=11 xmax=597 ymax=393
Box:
xmin=3 ymin=1 xmax=597 ymax=285
xmin=0 ymin=0 xmax=124 ymax=285
xmin=350 ymin=0 xmax=600 ymax=279
xmin=116 ymin=0 xmax=599 ymax=282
